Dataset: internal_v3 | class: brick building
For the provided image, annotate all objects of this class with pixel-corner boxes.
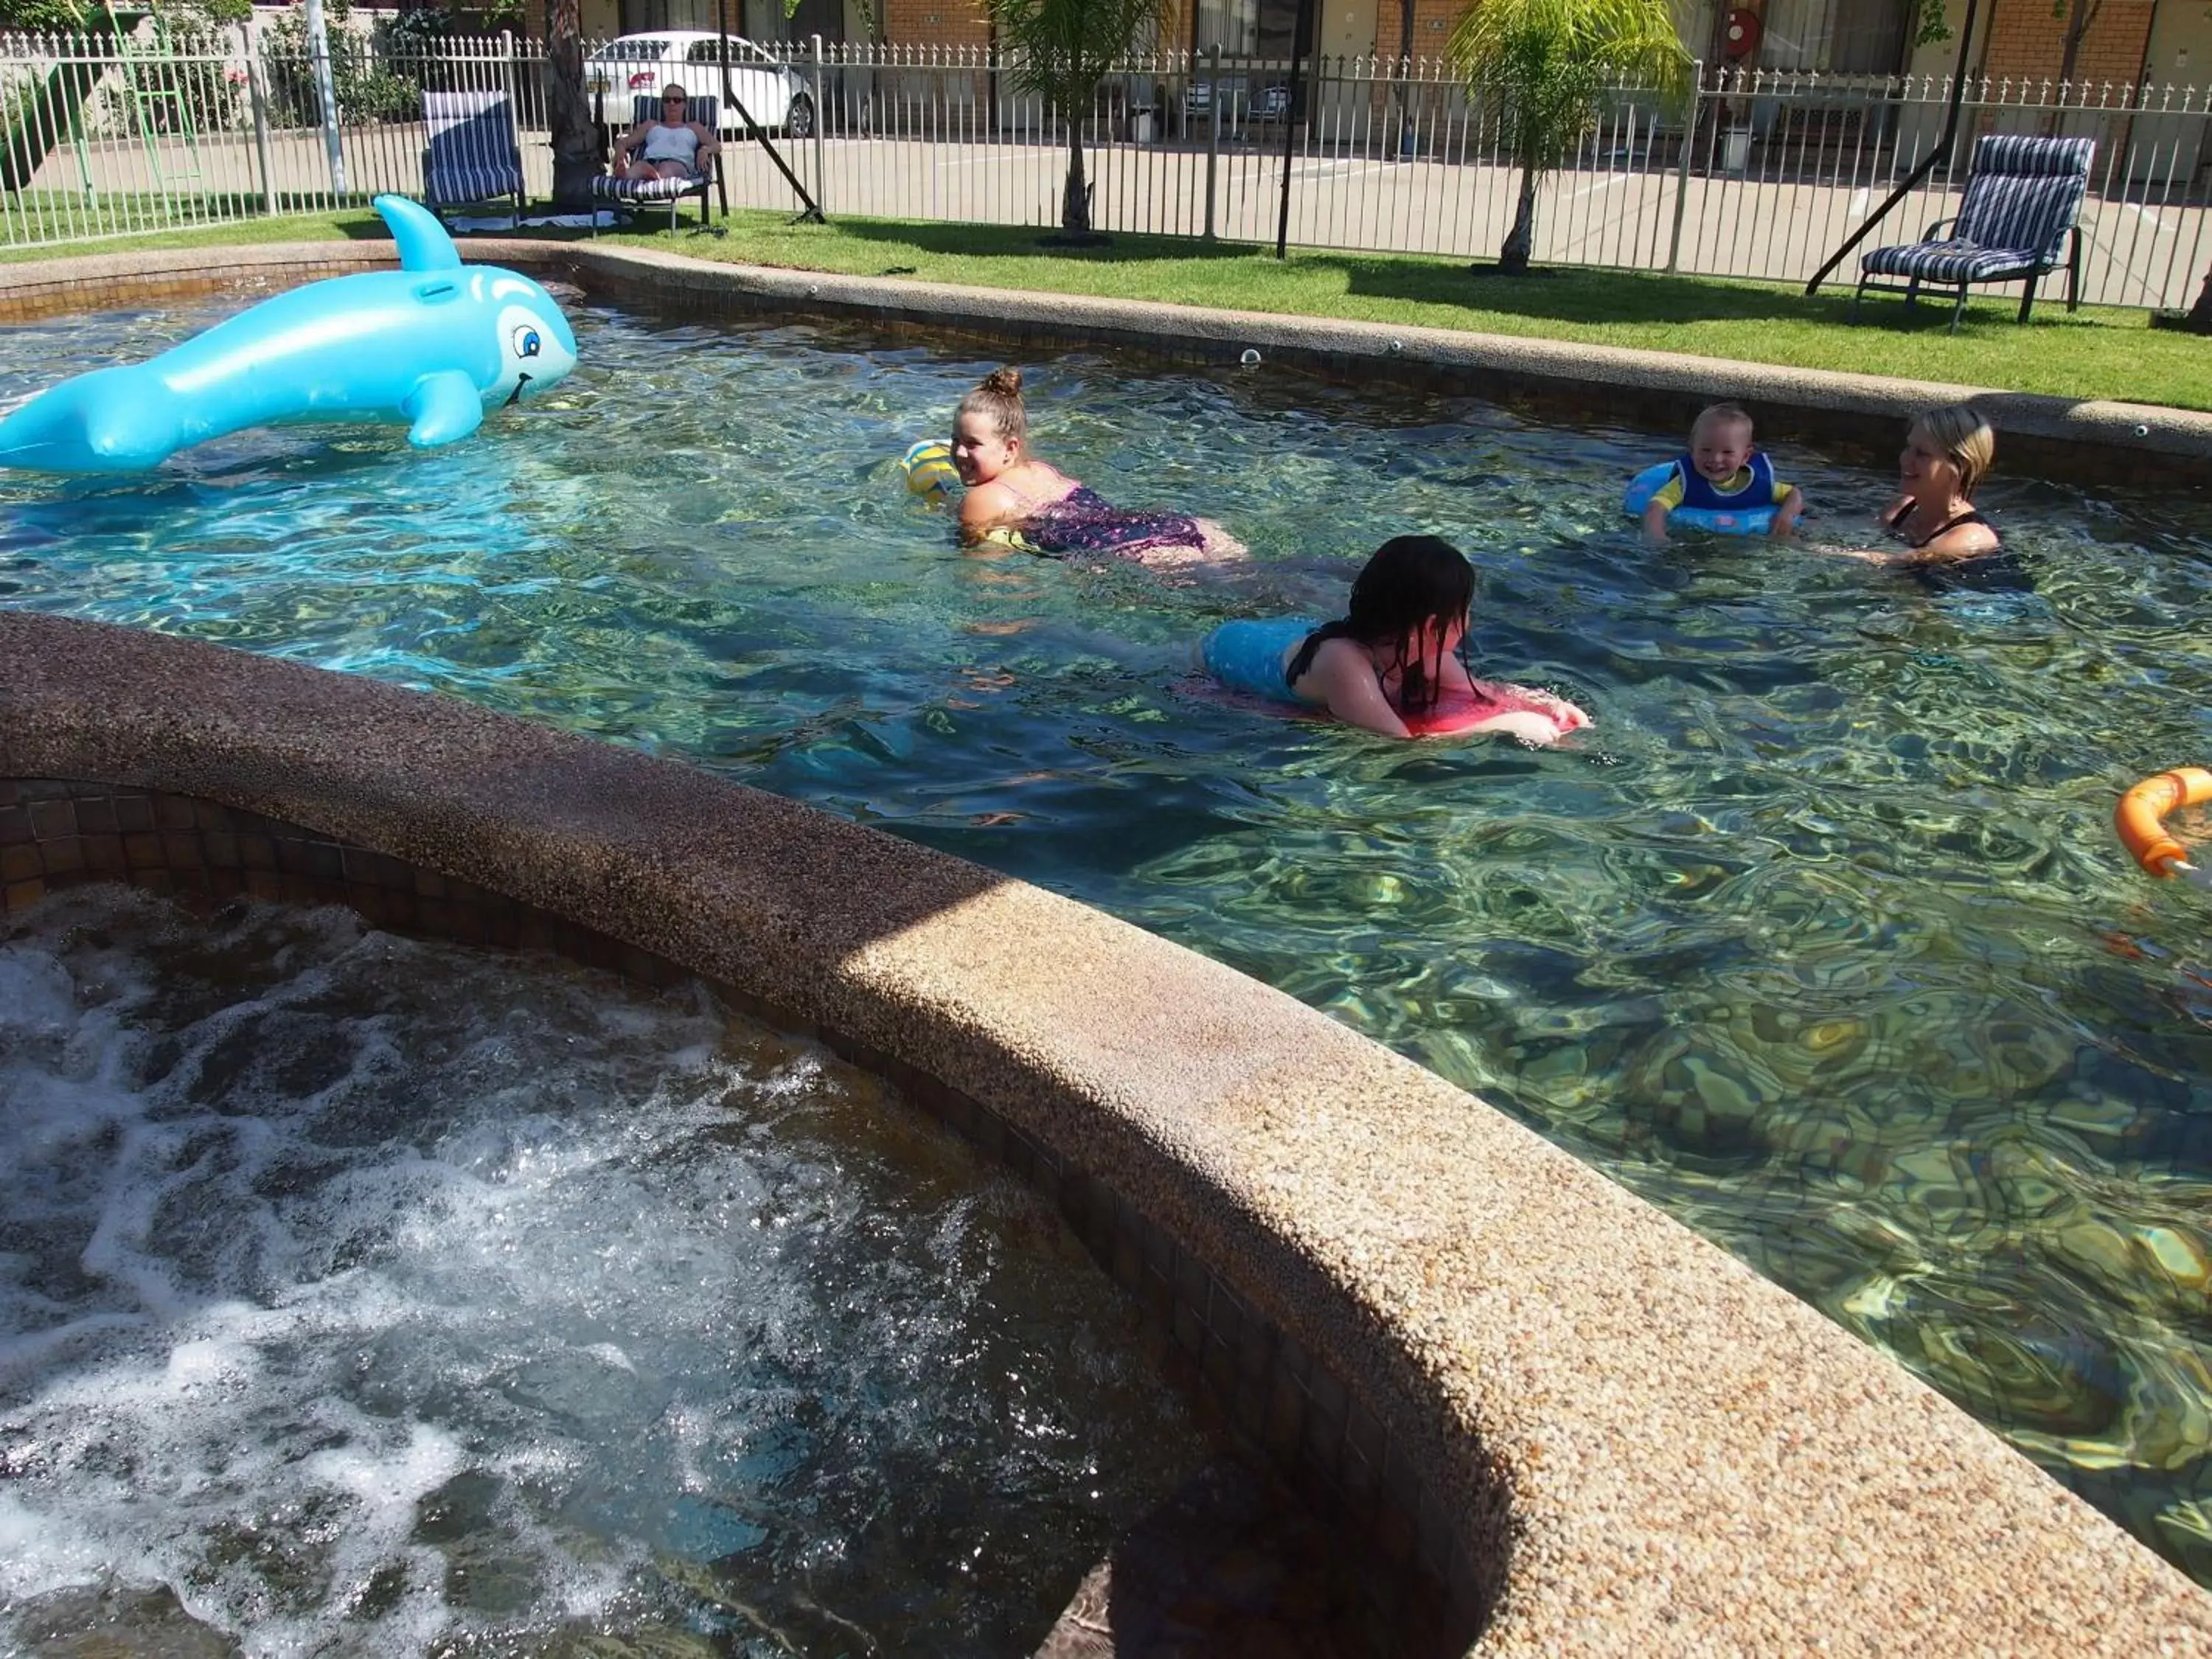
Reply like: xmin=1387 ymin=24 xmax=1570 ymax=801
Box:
xmin=1975 ymin=0 xmax=2159 ymax=84
xmin=532 ymin=0 xmax=2209 ymax=91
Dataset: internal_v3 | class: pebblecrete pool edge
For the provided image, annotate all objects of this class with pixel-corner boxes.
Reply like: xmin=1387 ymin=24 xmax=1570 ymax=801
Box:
xmin=5 ymin=607 xmax=2209 ymax=1656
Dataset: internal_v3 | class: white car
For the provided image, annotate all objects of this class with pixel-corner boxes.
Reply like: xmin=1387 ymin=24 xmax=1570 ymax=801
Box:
xmin=583 ymin=32 xmax=813 ymax=137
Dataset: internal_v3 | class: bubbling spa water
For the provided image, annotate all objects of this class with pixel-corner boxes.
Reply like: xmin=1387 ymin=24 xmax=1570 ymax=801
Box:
xmin=0 ymin=886 xmax=1207 ymax=1655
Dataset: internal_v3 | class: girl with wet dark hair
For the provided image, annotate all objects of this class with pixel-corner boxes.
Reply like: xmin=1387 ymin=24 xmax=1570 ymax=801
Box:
xmin=1202 ymin=536 xmax=1589 ymax=742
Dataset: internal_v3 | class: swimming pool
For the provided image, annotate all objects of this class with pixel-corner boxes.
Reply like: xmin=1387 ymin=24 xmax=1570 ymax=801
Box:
xmin=4 ymin=295 xmax=2211 ymax=1585
xmin=0 ymin=883 xmax=1208 ymax=1654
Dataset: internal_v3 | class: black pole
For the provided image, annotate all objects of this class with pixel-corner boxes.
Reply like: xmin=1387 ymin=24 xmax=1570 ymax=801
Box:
xmin=1275 ymin=0 xmax=1318 ymax=259
xmin=1805 ymin=0 xmax=1979 ymax=294
xmin=717 ymin=0 xmax=824 ymax=223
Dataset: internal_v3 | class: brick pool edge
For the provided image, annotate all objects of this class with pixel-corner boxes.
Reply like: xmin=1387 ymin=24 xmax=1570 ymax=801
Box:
xmin=1 ymin=237 xmax=2208 ymax=484
xmin=6 ymin=611 xmax=2210 ymax=1655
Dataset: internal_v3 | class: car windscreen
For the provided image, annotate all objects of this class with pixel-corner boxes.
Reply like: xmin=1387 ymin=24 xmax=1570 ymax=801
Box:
xmin=684 ymin=38 xmax=773 ymax=63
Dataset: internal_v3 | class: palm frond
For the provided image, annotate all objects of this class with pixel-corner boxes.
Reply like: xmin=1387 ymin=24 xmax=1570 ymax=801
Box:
xmin=984 ymin=0 xmax=1168 ymax=108
xmin=1448 ymin=0 xmax=1691 ymax=95
xmin=1446 ymin=0 xmax=1688 ymax=175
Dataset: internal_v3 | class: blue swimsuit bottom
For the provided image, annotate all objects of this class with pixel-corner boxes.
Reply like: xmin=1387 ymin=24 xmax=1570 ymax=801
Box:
xmin=1202 ymin=618 xmax=1318 ymax=705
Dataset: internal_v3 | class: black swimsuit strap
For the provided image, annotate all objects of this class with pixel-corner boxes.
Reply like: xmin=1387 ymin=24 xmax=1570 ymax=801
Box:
xmin=1891 ymin=499 xmax=1992 ymax=549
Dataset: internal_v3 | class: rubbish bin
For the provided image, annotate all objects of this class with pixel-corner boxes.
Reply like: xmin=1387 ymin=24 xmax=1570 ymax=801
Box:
xmin=1721 ymin=128 xmax=1753 ymax=173
xmin=1133 ymin=105 xmax=1156 ymax=144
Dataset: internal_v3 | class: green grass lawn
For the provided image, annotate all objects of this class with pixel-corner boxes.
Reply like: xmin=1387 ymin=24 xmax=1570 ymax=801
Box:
xmin=11 ymin=205 xmax=2208 ymax=411
xmin=0 ymin=208 xmax=390 ymax=262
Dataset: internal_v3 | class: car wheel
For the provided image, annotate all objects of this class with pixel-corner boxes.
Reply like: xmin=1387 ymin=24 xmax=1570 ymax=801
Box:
xmin=787 ymin=92 xmax=813 ymax=139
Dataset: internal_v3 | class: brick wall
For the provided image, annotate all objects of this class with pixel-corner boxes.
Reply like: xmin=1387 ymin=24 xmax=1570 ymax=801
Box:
xmin=882 ymin=0 xmax=990 ymax=45
xmin=872 ymin=0 xmax=1205 ymax=52
xmin=1981 ymin=0 xmax=2155 ymax=85
xmin=1161 ymin=0 xmax=1192 ymax=52
xmin=1377 ymin=0 xmax=1463 ymax=61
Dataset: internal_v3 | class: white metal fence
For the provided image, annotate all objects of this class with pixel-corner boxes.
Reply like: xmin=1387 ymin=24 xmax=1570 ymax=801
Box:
xmin=0 ymin=29 xmax=540 ymax=244
xmin=782 ymin=44 xmax=2212 ymax=310
xmin=4 ymin=27 xmax=2208 ymax=311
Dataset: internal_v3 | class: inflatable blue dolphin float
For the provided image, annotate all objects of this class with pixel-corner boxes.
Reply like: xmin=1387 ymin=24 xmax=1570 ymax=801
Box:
xmin=0 ymin=195 xmax=577 ymax=473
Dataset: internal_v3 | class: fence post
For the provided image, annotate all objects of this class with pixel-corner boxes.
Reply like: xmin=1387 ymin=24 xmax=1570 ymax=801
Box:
xmin=810 ymin=32 xmax=827 ymax=215
xmin=243 ymin=25 xmax=277 ymax=217
xmin=302 ymin=0 xmax=347 ymax=198
xmin=501 ymin=29 xmax=525 ymax=202
xmin=1203 ymin=41 xmax=1220 ymax=241
xmin=1666 ymin=60 xmax=1701 ymax=273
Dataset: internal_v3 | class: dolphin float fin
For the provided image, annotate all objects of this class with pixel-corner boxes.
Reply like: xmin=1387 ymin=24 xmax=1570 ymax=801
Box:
xmin=403 ymin=369 xmax=484 ymax=447
xmin=378 ymin=193 xmax=463 ymax=274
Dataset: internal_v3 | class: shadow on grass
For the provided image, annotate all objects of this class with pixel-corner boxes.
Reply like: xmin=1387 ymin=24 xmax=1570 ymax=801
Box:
xmin=829 ymin=215 xmax=1258 ymax=266
xmin=1326 ymin=254 xmax=1822 ymax=327
xmin=811 ymin=217 xmax=2122 ymax=338
xmin=1317 ymin=251 xmax=2127 ymax=337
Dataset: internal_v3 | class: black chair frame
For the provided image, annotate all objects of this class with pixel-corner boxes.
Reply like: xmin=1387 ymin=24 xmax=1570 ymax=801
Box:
xmin=1850 ymin=215 xmax=2085 ymax=333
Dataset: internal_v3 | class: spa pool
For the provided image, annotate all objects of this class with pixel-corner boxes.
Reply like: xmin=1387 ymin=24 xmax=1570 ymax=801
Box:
xmin=4 ymin=295 xmax=2211 ymax=1584
xmin=0 ymin=886 xmax=1208 ymax=1653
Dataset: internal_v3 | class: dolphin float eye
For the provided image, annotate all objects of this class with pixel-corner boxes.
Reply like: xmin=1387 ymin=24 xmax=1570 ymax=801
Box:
xmin=511 ymin=325 xmax=542 ymax=359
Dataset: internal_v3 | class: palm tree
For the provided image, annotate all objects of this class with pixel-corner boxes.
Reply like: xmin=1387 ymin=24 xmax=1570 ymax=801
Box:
xmin=985 ymin=0 xmax=1166 ymax=242
xmin=543 ymin=0 xmax=597 ymax=209
xmin=1447 ymin=0 xmax=1689 ymax=274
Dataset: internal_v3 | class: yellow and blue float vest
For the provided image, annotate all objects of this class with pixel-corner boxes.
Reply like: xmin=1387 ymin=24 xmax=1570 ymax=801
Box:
xmin=1624 ymin=451 xmax=1783 ymax=535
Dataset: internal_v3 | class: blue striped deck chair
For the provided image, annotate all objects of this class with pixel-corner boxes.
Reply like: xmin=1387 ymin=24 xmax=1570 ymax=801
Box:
xmin=420 ymin=89 xmax=526 ymax=230
xmin=590 ymin=94 xmax=728 ymax=235
xmin=1854 ymin=135 xmax=2094 ymax=331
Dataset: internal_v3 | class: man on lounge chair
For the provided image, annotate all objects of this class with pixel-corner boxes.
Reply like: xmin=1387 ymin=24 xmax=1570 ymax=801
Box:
xmin=612 ymin=86 xmax=720 ymax=183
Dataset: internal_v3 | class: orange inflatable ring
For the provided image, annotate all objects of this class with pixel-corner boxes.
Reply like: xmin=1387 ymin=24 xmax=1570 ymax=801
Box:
xmin=2116 ymin=768 xmax=2212 ymax=877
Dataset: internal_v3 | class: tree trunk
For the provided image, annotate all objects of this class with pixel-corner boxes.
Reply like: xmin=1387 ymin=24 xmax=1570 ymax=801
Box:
xmin=1387 ymin=0 xmax=1413 ymax=159
xmin=2188 ymin=264 xmax=2212 ymax=333
xmin=2056 ymin=0 xmax=2103 ymax=92
xmin=544 ymin=0 xmax=598 ymax=210
xmin=1498 ymin=165 xmax=1537 ymax=274
xmin=1061 ymin=117 xmax=1090 ymax=235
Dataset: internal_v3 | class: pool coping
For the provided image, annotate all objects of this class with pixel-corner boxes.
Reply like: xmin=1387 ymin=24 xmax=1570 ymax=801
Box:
xmin=7 ymin=611 xmax=2211 ymax=1657
xmin=1 ymin=237 xmax=2207 ymax=483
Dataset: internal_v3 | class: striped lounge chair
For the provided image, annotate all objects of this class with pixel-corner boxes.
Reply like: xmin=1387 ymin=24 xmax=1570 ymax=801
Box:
xmin=1853 ymin=135 xmax=2094 ymax=331
xmin=420 ymin=89 xmax=526 ymax=231
xmin=590 ymin=94 xmax=728 ymax=235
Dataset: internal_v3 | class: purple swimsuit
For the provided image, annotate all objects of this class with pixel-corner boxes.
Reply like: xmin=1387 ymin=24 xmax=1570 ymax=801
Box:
xmin=1024 ymin=485 xmax=1205 ymax=559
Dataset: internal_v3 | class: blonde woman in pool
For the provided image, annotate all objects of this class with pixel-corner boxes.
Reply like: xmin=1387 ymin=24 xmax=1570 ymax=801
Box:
xmin=1823 ymin=404 xmax=2031 ymax=594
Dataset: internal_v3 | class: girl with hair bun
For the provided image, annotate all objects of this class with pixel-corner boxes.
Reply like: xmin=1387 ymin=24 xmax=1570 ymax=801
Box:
xmin=950 ymin=366 xmax=1244 ymax=563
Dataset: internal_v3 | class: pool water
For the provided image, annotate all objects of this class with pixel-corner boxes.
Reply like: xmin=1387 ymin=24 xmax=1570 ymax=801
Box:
xmin=4 ymin=297 xmax=2212 ymax=1584
xmin=0 ymin=886 xmax=1208 ymax=1655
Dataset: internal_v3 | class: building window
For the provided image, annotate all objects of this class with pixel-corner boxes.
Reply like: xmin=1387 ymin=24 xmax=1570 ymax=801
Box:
xmin=1703 ymin=0 xmax=1913 ymax=72
xmin=620 ymin=0 xmax=717 ymax=32
xmin=1193 ymin=0 xmax=1314 ymax=57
